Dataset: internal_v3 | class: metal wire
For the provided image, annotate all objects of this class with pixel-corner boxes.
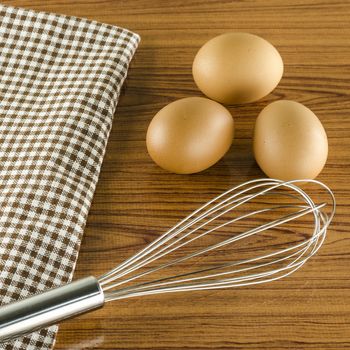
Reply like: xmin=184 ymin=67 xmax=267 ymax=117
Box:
xmin=98 ymin=178 xmax=335 ymax=302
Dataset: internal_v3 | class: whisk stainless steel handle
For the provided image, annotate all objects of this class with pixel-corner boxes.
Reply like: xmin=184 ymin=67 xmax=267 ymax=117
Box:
xmin=0 ymin=179 xmax=335 ymax=343
xmin=0 ymin=277 xmax=104 ymax=341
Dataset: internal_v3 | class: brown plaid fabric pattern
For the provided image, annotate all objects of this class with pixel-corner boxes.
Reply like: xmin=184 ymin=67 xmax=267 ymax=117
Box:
xmin=0 ymin=4 xmax=139 ymax=349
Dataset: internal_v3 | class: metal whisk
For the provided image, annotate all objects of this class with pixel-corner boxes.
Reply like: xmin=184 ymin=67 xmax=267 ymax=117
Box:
xmin=0 ymin=178 xmax=335 ymax=342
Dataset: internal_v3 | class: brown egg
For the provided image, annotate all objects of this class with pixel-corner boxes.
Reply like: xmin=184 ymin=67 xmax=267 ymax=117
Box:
xmin=146 ymin=97 xmax=234 ymax=174
xmin=192 ymin=32 xmax=283 ymax=104
xmin=253 ymin=100 xmax=328 ymax=181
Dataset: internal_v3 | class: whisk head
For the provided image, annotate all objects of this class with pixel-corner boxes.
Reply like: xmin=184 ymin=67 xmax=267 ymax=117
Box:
xmin=99 ymin=178 xmax=335 ymax=301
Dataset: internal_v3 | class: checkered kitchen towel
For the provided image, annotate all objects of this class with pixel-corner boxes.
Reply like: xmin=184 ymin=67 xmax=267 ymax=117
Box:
xmin=0 ymin=4 xmax=139 ymax=349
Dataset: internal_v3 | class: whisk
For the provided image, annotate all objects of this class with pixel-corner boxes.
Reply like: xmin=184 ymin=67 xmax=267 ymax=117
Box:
xmin=0 ymin=178 xmax=335 ymax=342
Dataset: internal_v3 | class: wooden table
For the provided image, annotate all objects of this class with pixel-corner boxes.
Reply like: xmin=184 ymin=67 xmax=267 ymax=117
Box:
xmin=5 ymin=1 xmax=350 ymax=349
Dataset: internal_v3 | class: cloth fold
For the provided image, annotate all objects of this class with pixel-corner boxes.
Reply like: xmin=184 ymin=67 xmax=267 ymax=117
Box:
xmin=0 ymin=4 xmax=139 ymax=349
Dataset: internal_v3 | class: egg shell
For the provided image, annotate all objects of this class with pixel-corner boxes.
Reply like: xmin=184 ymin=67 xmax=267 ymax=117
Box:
xmin=192 ymin=32 xmax=283 ymax=104
xmin=146 ymin=97 xmax=234 ymax=174
xmin=253 ymin=100 xmax=328 ymax=181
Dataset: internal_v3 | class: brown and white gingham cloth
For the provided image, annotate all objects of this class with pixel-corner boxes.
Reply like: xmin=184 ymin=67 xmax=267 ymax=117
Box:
xmin=0 ymin=4 xmax=139 ymax=349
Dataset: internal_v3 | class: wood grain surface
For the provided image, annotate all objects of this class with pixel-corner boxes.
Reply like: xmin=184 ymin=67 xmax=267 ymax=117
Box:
xmin=3 ymin=1 xmax=350 ymax=349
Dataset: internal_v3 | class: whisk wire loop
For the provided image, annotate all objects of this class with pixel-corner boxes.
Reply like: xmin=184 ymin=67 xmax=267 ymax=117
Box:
xmin=100 ymin=179 xmax=335 ymax=301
